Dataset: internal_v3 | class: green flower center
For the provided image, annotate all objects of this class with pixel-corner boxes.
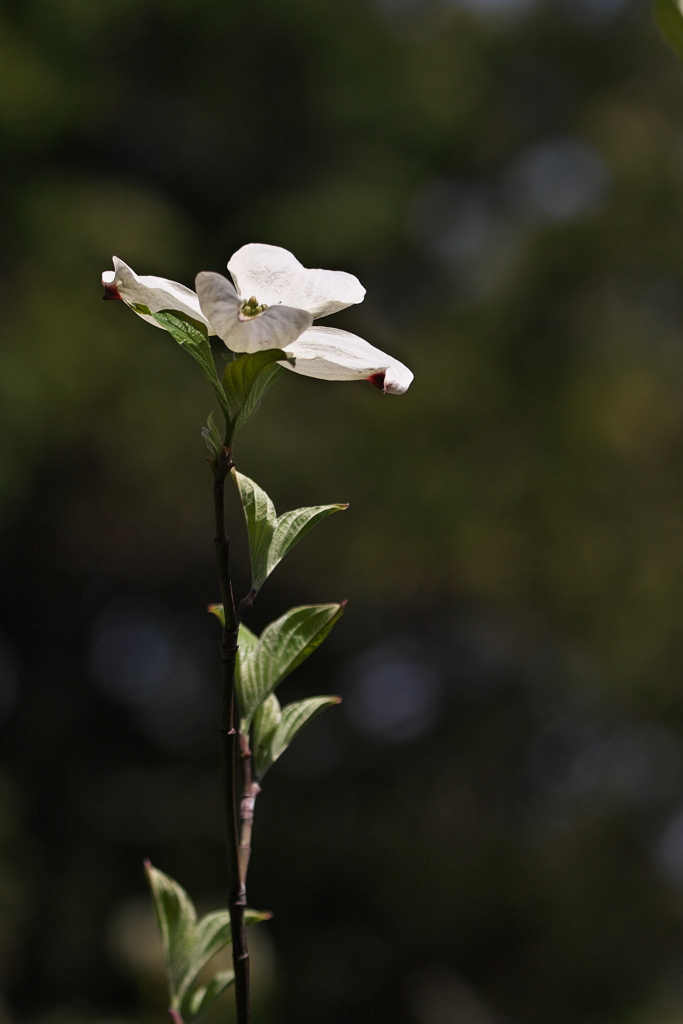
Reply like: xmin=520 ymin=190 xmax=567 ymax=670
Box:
xmin=240 ymin=295 xmax=268 ymax=317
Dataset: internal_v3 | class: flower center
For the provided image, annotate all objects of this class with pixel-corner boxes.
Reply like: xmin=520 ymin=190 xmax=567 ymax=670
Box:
xmin=240 ymin=295 xmax=268 ymax=317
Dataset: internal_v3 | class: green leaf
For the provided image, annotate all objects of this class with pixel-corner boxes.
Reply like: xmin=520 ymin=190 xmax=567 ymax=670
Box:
xmin=177 ymin=911 xmax=232 ymax=1007
xmin=179 ymin=907 xmax=271 ymax=1011
xmin=145 ymin=861 xmax=197 ymax=1010
xmin=237 ymin=621 xmax=259 ymax=660
xmin=222 ymin=349 xmax=288 ymax=424
xmin=236 ymin=603 xmax=345 ymax=730
xmin=201 ymin=411 xmax=223 ymax=460
xmin=233 ymin=470 xmax=348 ymax=594
xmin=207 ymin=603 xmax=224 ymax=627
xmin=166 ymin=308 xmax=211 ymax=337
xmin=256 ymin=695 xmax=340 ymax=779
xmin=233 ymin=363 xmax=285 ymax=434
xmin=151 ymin=309 xmax=214 ymax=363
xmin=271 ymin=504 xmax=348 ymax=573
xmin=186 ymin=971 xmax=235 ymax=1023
xmin=147 ymin=309 xmax=229 ymax=420
xmin=252 ymin=693 xmax=282 ymax=778
xmin=145 ymin=862 xmax=270 ymax=1023
xmin=655 ymin=0 xmax=683 ymax=58
xmin=270 ymin=697 xmax=342 ymax=765
xmin=232 ymin=471 xmax=276 ymax=591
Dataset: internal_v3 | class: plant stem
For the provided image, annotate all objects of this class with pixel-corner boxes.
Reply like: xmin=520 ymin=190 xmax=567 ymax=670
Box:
xmin=212 ymin=447 xmax=251 ymax=1024
xmin=238 ymin=732 xmax=261 ymax=886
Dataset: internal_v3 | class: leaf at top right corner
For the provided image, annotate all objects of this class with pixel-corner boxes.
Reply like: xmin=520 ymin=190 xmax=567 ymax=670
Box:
xmin=655 ymin=0 xmax=683 ymax=59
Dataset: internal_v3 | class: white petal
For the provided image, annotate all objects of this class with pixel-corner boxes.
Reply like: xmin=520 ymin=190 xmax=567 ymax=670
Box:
xmin=103 ymin=257 xmax=214 ymax=333
xmin=281 ymin=327 xmax=413 ymax=395
xmin=195 ymin=271 xmax=312 ymax=353
xmin=227 ymin=243 xmax=365 ymax=319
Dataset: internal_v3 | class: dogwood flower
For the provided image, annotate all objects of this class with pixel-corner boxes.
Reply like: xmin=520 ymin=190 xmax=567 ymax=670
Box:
xmin=197 ymin=244 xmax=413 ymax=395
xmin=102 ymin=245 xmax=413 ymax=395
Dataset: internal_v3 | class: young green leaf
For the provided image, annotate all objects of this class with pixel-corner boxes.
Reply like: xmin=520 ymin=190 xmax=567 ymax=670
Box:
xmin=152 ymin=310 xmax=221 ymax=384
xmin=145 ymin=862 xmax=270 ymax=1023
xmin=233 ymin=471 xmax=348 ymax=595
xmin=145 ymin=861 xmax=197 ymax=1009
xmin=201 ymin=411 xmax=223 ymax=460
xmin=176 ymin=911 xmax=232 ymax=1008
xmin=255 ymin=695 xmax=341 ymax=779
xmin=237 ymin=621 xmax=259 ymax=661
xmin=233 ymin=471 xmax=276 ymax=593
xmin=269 ymin=697 xmax=342 ymax=766
xmin=186 ymin=971 xmax=235 ymax=1023
xmin=236 ymin=603 xmax=345 ymax=729
xmin=252 ymin=693 xmax=282 ymax=778
xmin=222 ymin=349 xmax=289 ymax=424
xmin=655 ymin=0 xmax=683 ymax=59
xmin=178 ymin=907 xmax=271 ymax=1010
xmin=139 ymin=308 xmax=229 ymax=420
xmin=234 ymin=363 xmax=285 ymax=434
xmin=207 ymin=603 xmax=224 ymax=627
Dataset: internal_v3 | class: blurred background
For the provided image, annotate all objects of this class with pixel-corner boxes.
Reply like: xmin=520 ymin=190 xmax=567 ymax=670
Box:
xmin=3 ymin=0 xmax=683 ymax=1021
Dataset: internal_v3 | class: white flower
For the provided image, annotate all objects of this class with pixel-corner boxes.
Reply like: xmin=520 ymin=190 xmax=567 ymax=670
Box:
xmin=102 ymin=244 xmax=413 ymax=395
xmin=198 ymin=243 xmax=413 ymax=396
xmin=102 ymin=256 xmax=214 ymax=333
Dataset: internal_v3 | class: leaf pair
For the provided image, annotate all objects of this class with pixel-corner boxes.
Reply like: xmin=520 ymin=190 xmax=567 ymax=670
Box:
xmin=131 ymin=305 xmax=286 ymax=446
xmin=252 ymin=692 xmax=341 ymax=779
xmin=145 ymin=862 xmax=270 ymax=1024
xmin=233 ymin=470 xmax=348 ymax=595
xmin=236 ymin=603 xmax=345 ymax=730
xmin=207 ymin=602 xmax=343 ymax=766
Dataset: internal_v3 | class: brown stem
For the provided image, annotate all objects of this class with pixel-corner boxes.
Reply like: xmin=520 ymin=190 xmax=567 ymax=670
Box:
xmin=238 ymin=731 xmax=261 ymax=886
xmin=212 ymin=447 xmax=251 ymax=1024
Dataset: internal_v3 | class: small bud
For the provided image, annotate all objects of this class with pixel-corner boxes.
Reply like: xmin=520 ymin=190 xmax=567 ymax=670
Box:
xmin=248 ymin=296 xmax=258 ymax=306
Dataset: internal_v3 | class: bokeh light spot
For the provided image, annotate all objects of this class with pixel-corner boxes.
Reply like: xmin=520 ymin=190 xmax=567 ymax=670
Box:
xmin=506 ymin=137 xmax=610 ymax=221
xmin=345 ymin=643 xmax=443 ymax=742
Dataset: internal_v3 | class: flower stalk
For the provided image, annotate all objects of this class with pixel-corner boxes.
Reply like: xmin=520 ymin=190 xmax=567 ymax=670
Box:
xmin=102 ymin=242 xmax=413 ymax=1024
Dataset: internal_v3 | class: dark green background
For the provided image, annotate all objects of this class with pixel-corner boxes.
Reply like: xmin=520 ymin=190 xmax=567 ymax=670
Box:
xmin=2 ymin=0 xmax=683 ymax=1021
